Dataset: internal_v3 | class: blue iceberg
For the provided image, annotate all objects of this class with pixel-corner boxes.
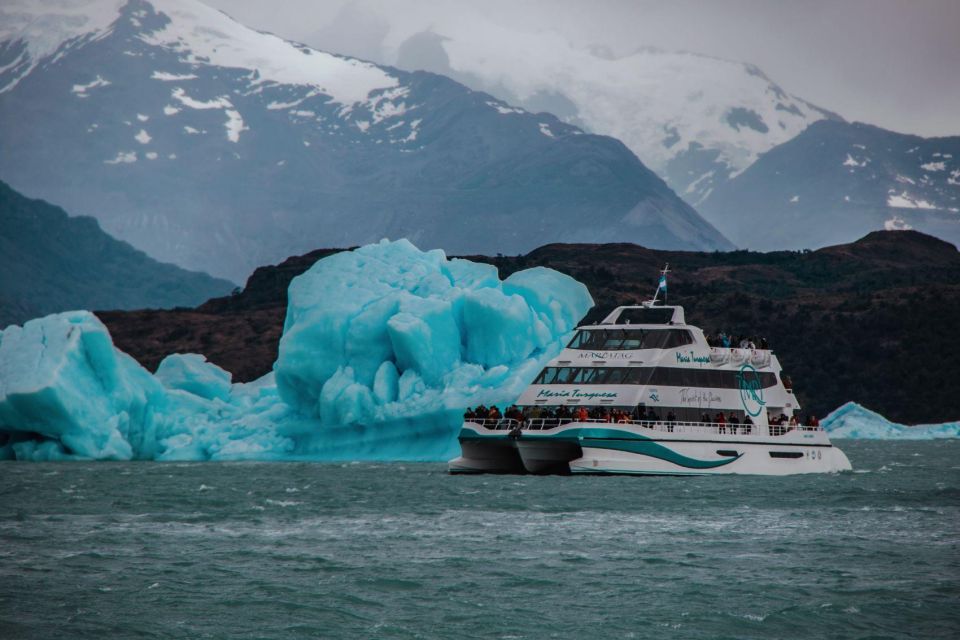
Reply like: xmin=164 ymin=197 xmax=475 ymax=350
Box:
xmin=0 ymin=240 xmax=593 ymax=461
xmin=822 ymin=402 xmax=960 ymax=439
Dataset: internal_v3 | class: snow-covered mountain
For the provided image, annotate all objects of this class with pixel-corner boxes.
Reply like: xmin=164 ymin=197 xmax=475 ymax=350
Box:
xmin=0 ymin=0 xmax=731 ymax=281
xmin=309 ymin=0 xmax=842 ymax=207
xmin=699 ymin=120 xmax=960 ymax=249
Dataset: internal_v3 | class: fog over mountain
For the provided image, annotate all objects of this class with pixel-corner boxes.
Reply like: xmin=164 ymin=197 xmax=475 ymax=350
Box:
xmin=209 ymin=0 xmax=960 ymax=139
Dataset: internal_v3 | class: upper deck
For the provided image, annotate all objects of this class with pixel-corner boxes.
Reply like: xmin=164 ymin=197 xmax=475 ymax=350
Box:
xmin=513 ymin=303 xmax=802 ymax=426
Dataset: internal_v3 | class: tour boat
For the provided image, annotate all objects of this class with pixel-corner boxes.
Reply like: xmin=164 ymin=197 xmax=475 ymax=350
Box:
xmin=449 ymin=266 xmax=852 ymax=475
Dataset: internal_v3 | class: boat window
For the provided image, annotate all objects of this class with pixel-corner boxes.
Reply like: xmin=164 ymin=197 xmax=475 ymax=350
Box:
xmin=566 ymin=329 xmax=693 ymax=350
xmin=532 ymin=366 xmax=778 ymax=389
xmin=616 ymin=308 xmax=675 ymax=324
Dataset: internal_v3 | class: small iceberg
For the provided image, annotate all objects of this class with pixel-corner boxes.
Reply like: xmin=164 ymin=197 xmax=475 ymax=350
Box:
xmin=0 ymin=239 xmax=593 ymax=461
xmin=822 ymin=402 xmax=959 ymax=440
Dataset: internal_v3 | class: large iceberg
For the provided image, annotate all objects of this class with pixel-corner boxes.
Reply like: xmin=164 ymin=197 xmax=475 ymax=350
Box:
xmin=0 ymin=240 xmax=593 ymax=461
xmin=822 ymin=402 xmax=960 ymax=439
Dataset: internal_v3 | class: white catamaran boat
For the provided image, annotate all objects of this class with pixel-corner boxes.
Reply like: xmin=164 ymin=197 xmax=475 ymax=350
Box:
xmin=449 ymin=266 xmax=852 ymax=476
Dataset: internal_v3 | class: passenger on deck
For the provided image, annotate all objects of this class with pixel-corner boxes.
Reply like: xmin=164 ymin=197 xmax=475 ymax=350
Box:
xmin=488 ymin=405 xmax=502 ymax=420
xmin=759 ymin=337 xmax=769 ymax=350
xmin=576 ymin=407 xmax=589 ymax=422
xmin=743 ymin=416 xmax=754 ymax=435
xmin=719 ymin=332 xmax=731 ymax=348
xmin=728 ymin=412 xmax=740 ymax=435
xmin=666 ymin=411 xmax=676 ymax=432
xmin=716 ymin=412 xmax=726 ymax=433
xmin=701 ymin=412 xmax=711 ymax=424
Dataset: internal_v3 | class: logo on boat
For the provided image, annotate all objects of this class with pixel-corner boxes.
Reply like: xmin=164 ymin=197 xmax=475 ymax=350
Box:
xmin=737 ymin=363 xmax=766 ymax=417
xmin=536 ymin=388 xmax=618 ymax=400
xmin=675 ymin=351 xmax=710 ymax=366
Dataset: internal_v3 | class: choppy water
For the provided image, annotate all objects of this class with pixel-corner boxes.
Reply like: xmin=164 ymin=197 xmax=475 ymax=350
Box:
xmin=1 ymin=440 xmax=958 ymax=639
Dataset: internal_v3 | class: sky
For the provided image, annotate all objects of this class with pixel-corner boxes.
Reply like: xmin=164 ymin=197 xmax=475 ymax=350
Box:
xmin=207 ymin=0 xmax=959 ymax=137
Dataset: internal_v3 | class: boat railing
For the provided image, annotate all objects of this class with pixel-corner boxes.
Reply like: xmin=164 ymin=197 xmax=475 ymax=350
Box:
xmin=468 ymin=417 xmax=823 ymax=436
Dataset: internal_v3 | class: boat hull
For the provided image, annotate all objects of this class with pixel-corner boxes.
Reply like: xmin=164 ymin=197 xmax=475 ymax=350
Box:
xmin=449 ymin=421 xmax=852 ymax=476
xmin=448 ymin=428 xmax=526 ymax=474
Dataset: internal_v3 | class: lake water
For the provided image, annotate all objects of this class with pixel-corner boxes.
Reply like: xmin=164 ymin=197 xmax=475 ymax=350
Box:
xmin=1 ymin=440 xmax=957 ymax=639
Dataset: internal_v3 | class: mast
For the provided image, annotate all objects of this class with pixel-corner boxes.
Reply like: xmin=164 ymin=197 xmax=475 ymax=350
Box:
xmin=650 ymin=263 xmax=670 ymax=305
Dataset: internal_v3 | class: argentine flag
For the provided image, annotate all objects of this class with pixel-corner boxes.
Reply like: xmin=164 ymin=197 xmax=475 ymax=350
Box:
xmin=658 ymin=273 xmax=667 ymax=294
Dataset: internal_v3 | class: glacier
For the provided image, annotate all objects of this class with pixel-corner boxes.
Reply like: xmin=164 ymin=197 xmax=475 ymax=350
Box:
xmin=822 ymin=402 xmax=960 ymax=440
xmin=0 ymin=239 xmax=593 ymax=461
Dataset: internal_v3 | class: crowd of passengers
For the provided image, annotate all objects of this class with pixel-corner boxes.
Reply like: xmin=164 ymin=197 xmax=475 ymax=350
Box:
xmin=705 ymin=332 xmax=769 ymax=350
xmin=463 ymin=405 xmax=821 ymax=431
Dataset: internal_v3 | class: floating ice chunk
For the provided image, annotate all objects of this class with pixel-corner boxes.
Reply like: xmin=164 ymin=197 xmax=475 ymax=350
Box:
xmin=822 ymin=402 xmax=959 ymax=439
xmin=0 ymin=240 xmax=592 ymax=462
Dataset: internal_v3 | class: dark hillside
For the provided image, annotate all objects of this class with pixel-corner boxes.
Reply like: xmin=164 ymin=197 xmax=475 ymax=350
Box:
xmin=98 ymin=231 xmax=960 ymax=424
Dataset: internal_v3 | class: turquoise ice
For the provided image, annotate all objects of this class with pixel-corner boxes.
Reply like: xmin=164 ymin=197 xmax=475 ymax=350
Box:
xmin=822 ymin=402 xmax=960 ymax=439
xmin=0 ymin=240 xmax=593 ymax=461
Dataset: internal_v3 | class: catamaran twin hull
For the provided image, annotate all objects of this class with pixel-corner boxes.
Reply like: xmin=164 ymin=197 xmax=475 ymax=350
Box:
xmin=449 ymin=296 xmax=852 ymax=476
xmin=449 ymin=421 xmax=852 ymax=476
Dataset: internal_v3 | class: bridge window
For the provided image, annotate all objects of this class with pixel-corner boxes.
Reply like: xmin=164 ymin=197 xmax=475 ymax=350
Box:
xmin=567 ymin=329 xmax=692 ymax=350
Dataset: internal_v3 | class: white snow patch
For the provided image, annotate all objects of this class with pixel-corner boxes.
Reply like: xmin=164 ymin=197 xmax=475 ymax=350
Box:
xmin=145 ymin=151 xmax=158 ymax=160
xmin=843 ymin=153 xmax=867 ymax=168
xmin=884 ymin=216 xmax=913 ymax=231
xmin=267 ymin=99 xmax=304 ymax=110
xmin=136 ymin=113 xmax=149 ymax=122
xmin=141 ymin=0 xmax=397 ymax=105
xmin=402 ymin=119 xmax=421 ymax=143
xmin=887 ymin=192 xmax=937 ymax=210
xmin=171 ymin=87 xmax=231 ymax=110
xmin=71 ymin=75 xmax=110 ymax=97
xmin=151 ymin=70 xmax=198 ymax=81
xmin=355 ymin=120 xmax=370 ymax=133
xmin=789 ymin=195 xmax=799 ymax=203
xmin=539 ymin=123 xmax=555 ymax=138
xmin=844 ymin=195 xmax=851 ymax=202
xmin=168 ymin=153 xmax=177 ymax=159
xmin=948 ymin=170 xmax=960 ymax=186
xmin=290 ymin=110 xmax=315 ymax=117
xmin=921 ymin=161 xmax=946 ymax=172
xmin=302 ymin=140 xmax=310 ymax=147
xmin=853 ymin=144 xmax=867 ymax=150
xmin=134 ymin=129 xmax=151 ymax=144
xmin=486 ymin=100 xmax=524 ymax=115
xmin=895 ymin=174 xmax=916 ymax=185
xmin=163 ymin=105 xmax=180 ymax=116
xmin=224 ymin=109 xmax=247 ymax=143
xmin=104 ymin=151 xmax=136 ymax=164
xmin=183 ymin=126 xmax=200 ymax=134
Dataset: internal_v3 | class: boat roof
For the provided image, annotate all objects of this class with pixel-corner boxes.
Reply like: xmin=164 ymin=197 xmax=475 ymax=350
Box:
xmin=591 ymin=304 xmax=686 ymax=327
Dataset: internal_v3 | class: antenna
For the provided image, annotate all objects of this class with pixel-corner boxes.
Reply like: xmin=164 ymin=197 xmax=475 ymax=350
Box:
xmin=650 ymin=263 xmax=670 ymax=305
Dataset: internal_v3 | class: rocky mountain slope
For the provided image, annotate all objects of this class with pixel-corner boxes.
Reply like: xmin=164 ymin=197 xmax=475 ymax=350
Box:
xmin=0 ymin=0 xmax=730 ymax=282
xmin=310 ymin=0 xmax=842 ymax=207
xmin=0 ymin=179 xmax=233 ymax=328
xmin=97 ymin=230 xmax=960 ymax=424
xmin=700 ymin=120 xmax=960 ymax=250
